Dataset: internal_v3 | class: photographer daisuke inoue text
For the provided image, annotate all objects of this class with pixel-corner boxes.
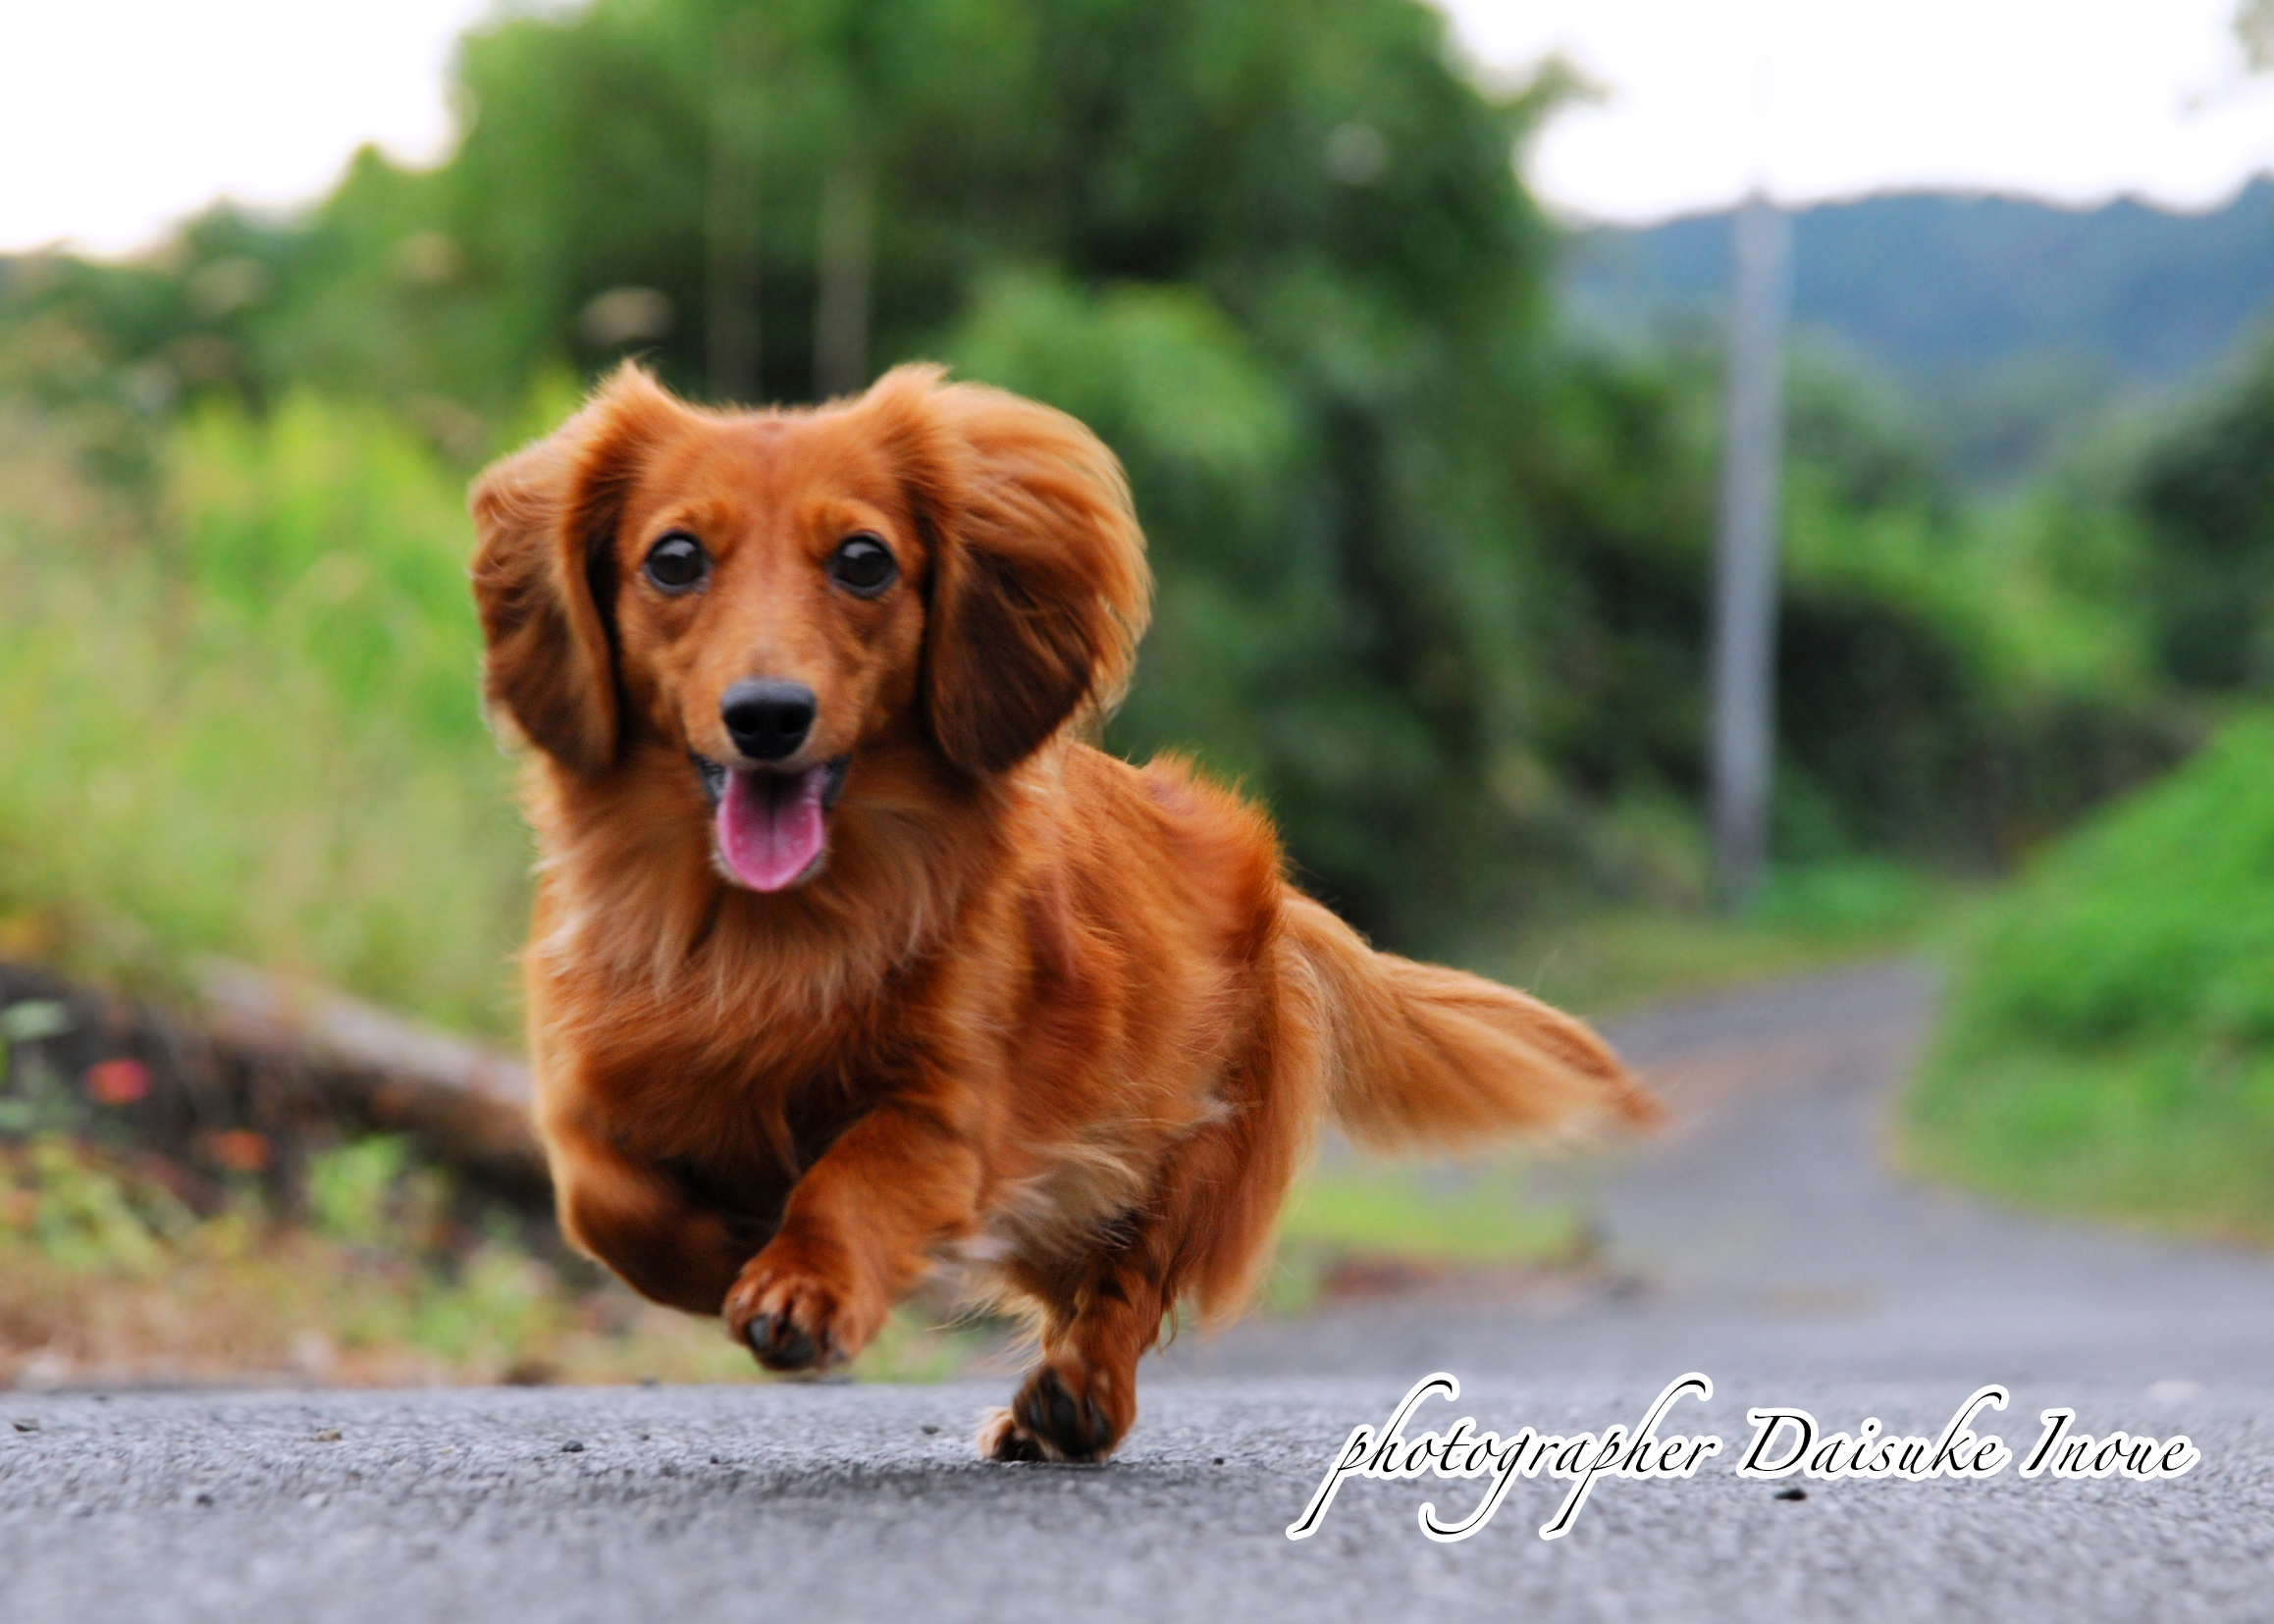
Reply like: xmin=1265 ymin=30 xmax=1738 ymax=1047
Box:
xmin=1288 ymin=1374 xmax=2201 ymax=1543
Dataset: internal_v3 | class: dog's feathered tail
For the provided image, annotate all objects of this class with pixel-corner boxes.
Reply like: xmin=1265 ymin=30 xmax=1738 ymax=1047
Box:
xmin=1279 ymin=895 xmax=1660 ymax=1150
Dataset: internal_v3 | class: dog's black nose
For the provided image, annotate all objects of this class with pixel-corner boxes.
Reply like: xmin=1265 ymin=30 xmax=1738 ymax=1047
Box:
xmin=720 ymin=679 xmax=816 ymax=762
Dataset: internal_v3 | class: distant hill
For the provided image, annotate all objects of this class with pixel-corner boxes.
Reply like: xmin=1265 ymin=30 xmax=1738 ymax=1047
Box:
xmin=1561 ymin=183 xmax=2274 ymax=482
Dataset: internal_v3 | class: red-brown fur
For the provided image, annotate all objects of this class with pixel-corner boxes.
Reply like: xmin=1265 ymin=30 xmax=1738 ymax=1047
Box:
xmin=469 ymin=362 xmax=1658 ymax=1462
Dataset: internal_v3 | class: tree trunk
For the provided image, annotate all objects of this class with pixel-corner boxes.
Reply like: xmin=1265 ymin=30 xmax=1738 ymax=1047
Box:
xmin=813 ymin=157 xmax=874 ymax=399
xmin=706 ymin=18 xmax=766 ymax=403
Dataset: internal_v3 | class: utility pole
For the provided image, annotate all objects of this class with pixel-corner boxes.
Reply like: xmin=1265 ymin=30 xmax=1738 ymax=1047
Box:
xmin=1708 ymin=189 xmax=1791 ymax=912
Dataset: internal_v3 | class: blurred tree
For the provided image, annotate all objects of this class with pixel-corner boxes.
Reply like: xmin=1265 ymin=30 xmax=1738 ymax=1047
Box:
xmin=1529 ymin=335 xmax=2188 ymax=879
xmin=236 ymin=0 xmax=1575 ymax=945
xmin=2136 ymin=340 xmax=2274 ymax=691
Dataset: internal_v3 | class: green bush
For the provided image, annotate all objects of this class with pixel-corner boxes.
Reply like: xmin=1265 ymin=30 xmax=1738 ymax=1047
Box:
xmin=2136 ymin=339 xmax=2274 ymax=691
xmin=0 ymin=396 xmax=529 ymax=1034
xmin=1533 ymin=339 xmax=2191 ymax=880
xmin=1910 ymin=710 xmax=2274 ymax=1235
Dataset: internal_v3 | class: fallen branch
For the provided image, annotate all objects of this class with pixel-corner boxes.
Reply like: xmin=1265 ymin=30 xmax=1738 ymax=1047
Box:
xmin=0 ymin=959 xmax=548 ymax=1204
xmin=194 ymin=961 xmax=545 ymax=1198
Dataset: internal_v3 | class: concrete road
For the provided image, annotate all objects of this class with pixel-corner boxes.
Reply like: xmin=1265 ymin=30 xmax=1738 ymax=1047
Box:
xmin=5 ymin=962 xmax=2271 ymax=1623
xmin=1180 ymin=962 xmax=2274 ymax=1388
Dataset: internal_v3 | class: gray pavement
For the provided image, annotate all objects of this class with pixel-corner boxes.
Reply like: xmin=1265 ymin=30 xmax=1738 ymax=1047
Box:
xmin=1179 ymin=961 xmax=2274 ymax=1388
xmin=5 ymin=960 xmax=2273 ymax=1622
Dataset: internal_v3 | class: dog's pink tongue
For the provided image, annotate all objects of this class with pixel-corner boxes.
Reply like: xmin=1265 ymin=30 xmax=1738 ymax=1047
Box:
xmin=717 ymin=767 xmax=827 ymax=892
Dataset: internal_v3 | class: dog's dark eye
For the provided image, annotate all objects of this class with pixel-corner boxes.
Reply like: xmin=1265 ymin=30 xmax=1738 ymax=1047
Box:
xmin=644 ymin=532 xmax=709 ymax=593
xmin=828 ymin=533 xmax=897 ymax=597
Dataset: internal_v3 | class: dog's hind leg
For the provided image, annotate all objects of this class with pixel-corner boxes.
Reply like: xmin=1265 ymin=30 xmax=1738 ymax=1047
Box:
xmin=978 ymin=1225 xmax=1163 ymax=1465
xmin=980 ymin=1017 xmax=1321 ymax=1464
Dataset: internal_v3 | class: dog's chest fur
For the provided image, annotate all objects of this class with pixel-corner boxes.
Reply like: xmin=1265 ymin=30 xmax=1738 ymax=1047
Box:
xmin=536 ymin=854 xmax=1243 ymax=1277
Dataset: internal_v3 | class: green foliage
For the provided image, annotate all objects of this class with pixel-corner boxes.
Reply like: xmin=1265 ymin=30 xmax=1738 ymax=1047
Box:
xmin=0 ymin=1131 xmax=982 ymax=1385
xmin=2 ymin=0 xmax=1592 ymax=950
xmin=307 ymin=1134 xmax=416 ymax=1248
xmin=2136 ymin=338 xmax=2274 ymax=692
xmin=0 ymin=1134 xmax=193 ymax=1273
xmin=1911 ymin=712 xmax=2274 ymax=1236
xmin=947 ymin=267 xmax=1552 ymax=926
xmin=1772 ymin=435 xmax=2183 ymax=864
xmin=1531 ymin=336 xmax=2187 ymax=880
xmin=0 ymin=396 xmax=529 ymax=1033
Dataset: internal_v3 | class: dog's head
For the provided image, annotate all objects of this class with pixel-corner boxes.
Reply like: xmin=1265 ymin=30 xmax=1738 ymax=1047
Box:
xmin=469 ymin=363 xmax=1150 ymax=892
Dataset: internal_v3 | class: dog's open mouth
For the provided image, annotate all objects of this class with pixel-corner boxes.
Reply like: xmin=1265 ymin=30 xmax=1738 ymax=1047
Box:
xmin=693 ymin=755 xmax=851 ymax=892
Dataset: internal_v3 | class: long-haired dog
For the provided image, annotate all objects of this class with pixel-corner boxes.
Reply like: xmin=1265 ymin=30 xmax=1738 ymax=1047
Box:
xmin=469 ymin=362 xmax=1656 ymax=1462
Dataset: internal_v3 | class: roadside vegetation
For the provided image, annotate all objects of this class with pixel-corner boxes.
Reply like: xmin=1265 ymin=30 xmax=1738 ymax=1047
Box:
xmin=0 ymin=1128 xmax=975 ymax=1389
xmin=1907 ymin=341 xmax=2274 ymax=1242
xmin=1910 ymin=712 xmax=2274 ymax=1240
xmin=0 ymin=395 xmax=535 ymax=1037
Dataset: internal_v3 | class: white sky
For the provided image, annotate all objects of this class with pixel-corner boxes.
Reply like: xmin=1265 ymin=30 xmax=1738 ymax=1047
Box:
xmin=2 ymin=0 xmax=494 ymax=256
xmin=5 ymin=0 xmax=2274 ymax=254
xmin=1442 ymin=0 xmax=2274 ymax=223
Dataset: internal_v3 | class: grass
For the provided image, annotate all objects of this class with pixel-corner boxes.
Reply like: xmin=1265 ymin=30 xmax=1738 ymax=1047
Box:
xmin=0 ymin=1132 xmax=979 ymax=1389
xmin=1908 ymin=709 xmax=2274 ymax=1241
xmin=1262 ymin=1151 xmax=1595 ymax=1314
xmin=1277 ymin=1159 xmax=1586 ymax=1263
xmin=0 ymin=394 xmax=531 ymax=1037
xmin=1486 ymin=858 xmax=1967 ymax=1018
xmin=0 ymin=1121 xmax=1589 ymax=1382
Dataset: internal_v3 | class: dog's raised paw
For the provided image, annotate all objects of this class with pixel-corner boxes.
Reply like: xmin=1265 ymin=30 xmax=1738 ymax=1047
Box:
xmin=744 ymin=1310 xmax=820 ymax=1371
xmin=723 ymin=1261 xmax=875 ymax=1373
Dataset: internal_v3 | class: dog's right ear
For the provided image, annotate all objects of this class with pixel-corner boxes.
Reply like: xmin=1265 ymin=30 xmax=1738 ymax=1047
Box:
xmin=862 ymin=365 xmax=1151 ymax=777
xmin=468 ymin=365 xmax=680 ymax=776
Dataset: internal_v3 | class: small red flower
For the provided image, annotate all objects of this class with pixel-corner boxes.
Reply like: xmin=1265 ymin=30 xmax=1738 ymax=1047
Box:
xmin=82 ymin=1058 xmax=151 ymax=1106
xmin=201 ymin=1129 xmax=270 ymax=1175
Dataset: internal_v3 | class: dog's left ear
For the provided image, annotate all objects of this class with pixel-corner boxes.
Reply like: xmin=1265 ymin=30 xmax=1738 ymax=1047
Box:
xmin=468 ymin=364 xmax=682 ymax=776
xmin=865 ymin=365 xmax=1152 ymax=776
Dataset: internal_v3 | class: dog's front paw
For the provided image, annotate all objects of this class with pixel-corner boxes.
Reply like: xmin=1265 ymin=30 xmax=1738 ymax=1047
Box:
xmin=979 ymin=1359 xmax=1134 ymax=1463
xmin=722 ymin=1253 xmax=880 ymax=1373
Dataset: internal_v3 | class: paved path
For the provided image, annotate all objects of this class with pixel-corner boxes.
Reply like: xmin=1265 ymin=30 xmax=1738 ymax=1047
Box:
xmin=1180 ymin=961 xmax=2274 ymax=1388
xmin=5 ymin=961 xmax=2272 ymax=1623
